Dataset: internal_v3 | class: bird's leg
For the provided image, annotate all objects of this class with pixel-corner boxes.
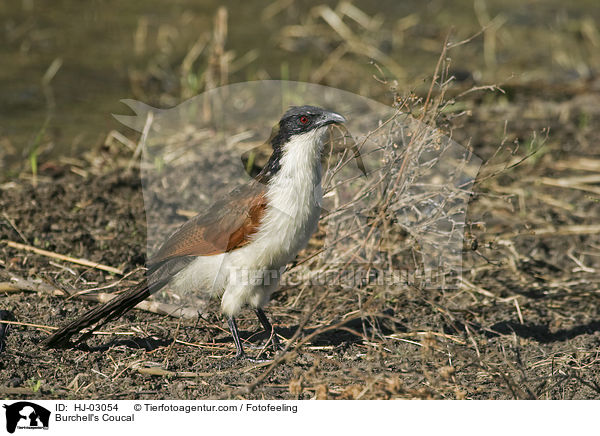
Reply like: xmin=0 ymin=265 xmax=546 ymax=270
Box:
xmin=227 ymin=317 xmax=245 ymax=359
xmin=254 ymin=308 xmax=282 ymax=352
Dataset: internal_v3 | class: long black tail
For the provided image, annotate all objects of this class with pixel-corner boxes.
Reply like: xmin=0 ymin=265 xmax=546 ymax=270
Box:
xmin=43 ymin=277 xmax=169 ymax=348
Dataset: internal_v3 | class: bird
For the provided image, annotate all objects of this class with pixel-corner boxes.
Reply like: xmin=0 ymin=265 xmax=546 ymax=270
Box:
xmin=43 ymin=105 xmax=347 ymax=358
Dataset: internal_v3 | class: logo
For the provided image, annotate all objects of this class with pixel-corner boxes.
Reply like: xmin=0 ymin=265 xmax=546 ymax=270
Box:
xmin=3 ymin=402 xmax=50 ymax=433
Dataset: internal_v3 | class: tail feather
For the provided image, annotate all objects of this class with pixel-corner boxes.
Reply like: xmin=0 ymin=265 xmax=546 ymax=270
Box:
xmin=43 ymin=277 xmax=169 ymax=348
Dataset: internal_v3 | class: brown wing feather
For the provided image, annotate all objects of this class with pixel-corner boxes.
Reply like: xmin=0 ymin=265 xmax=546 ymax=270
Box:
xmin=148 ymin=182 xmax=267 ymax=267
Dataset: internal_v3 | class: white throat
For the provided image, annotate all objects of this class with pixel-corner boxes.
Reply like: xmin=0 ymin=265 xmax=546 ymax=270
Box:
xmin=256 ymin=127 xmax=328 ymax=260
xmin=269 ymin=127 xmax=326 ymax=209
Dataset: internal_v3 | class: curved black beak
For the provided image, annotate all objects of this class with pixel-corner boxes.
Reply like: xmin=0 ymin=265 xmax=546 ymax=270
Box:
xmin=317 ymin=110 xmax=347 ymax=128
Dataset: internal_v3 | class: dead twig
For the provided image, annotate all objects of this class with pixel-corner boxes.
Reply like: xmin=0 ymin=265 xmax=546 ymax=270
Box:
xmin=3 ymin=240 xmax=123 ymax=275
xmin=2 ymin=213 xmax=30 ymax=244
xmin=499 ymin=225 xmax=600 ymax=239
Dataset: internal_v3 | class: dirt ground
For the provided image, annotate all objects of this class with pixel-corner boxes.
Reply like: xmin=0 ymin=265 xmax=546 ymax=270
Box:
xmin=1 ymin=78 xmax=600 ymax=400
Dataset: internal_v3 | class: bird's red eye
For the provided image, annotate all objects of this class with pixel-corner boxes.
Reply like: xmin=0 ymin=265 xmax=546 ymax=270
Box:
xmin=300 ymin=116 xmax=309 ymax=125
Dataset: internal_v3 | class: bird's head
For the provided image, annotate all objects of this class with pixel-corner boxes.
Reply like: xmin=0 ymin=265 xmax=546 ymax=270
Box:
xmin=275 ymin=105 xmax=346 ymax=144
xmin=250 ymin=106 xmax=346 ymax=182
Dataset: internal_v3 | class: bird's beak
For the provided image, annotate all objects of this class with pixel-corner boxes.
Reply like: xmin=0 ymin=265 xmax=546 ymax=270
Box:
xmin=317 ymin=110 xmax=347 ymax=128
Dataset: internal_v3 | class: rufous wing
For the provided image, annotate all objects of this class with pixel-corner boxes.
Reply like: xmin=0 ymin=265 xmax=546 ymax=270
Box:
xmin=147 ymin=182 xmax=268 ymax=268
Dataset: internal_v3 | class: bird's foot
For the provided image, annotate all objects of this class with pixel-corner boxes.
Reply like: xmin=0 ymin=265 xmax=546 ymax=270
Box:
xmin=270 ymin=335 xmax=285 ymax=353
xmin=246 ymin=335 xmax=284 ymax=354
xmin=231 ymin=351 xmax=272 ymax=364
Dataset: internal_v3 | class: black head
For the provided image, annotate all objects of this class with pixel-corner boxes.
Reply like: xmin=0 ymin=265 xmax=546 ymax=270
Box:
xmin=270 ymin=105 xmax=346 ymax=150
xmin=255 ymin=106 xmax=346 ymax=183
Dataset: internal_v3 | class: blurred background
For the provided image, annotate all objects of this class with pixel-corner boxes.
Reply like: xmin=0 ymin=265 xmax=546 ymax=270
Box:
xmin=1 ymin=0 xmax=599 ymax=175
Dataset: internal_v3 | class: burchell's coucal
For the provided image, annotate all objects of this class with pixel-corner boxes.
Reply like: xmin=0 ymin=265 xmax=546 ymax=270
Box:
xmin=44 ymin=106 xmax=346 ymax=358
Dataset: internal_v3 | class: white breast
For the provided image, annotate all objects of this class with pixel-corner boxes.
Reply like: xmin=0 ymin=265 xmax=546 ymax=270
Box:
xmin=171 ymin=127 xmax=327 ymax=317
xmin=246 ymin=128 xmax=324 ymax=268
